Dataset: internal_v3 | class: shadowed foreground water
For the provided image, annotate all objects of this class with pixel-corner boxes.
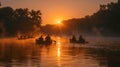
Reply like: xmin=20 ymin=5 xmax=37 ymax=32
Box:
xmin=0 ymin=37 xmax=120 ymax=67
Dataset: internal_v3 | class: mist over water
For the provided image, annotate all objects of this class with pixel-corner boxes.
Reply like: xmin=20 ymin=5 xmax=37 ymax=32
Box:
xmin=0 ymin=0 xmax=120 ymax=67
xmin=0 ymin=37 xmax=120 ymax=67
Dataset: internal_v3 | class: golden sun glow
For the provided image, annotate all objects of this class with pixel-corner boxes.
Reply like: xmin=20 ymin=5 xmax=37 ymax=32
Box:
xmin=57 ymin=20 xmax=61 ymax=24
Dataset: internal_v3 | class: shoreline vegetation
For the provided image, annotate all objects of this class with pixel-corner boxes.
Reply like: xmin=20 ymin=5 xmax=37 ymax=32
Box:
xmin=43 ymin=1 xmax=120 ymax=37
xmin=0 ymin=7 xmax=42 ymax=37
xmin=0 ymin=1 xmax=120 ymax=37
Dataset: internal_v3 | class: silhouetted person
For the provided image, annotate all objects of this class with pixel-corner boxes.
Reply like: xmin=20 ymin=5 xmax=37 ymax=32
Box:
xmin=78 ymin=35 xmax=85 ymax=43
xmin=36 ymin=35 xmax=44 ymax=44
xmin=70 ymin=35 xmax=77 ymax=43
xmin=45 ymin=34 xmax=52 ymax=44
xmin=39 ymin=35 xmax=44 ymax=42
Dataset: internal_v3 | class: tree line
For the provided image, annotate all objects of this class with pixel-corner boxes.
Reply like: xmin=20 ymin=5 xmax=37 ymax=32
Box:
xmin=43 ymin=1 xmax=120 ymax=36
xmin=0 ymin=7 xmax=42 ymax=37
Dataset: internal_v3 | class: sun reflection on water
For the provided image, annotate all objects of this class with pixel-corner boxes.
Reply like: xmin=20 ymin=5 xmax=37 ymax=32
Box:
xmin=57 ymin=38 xmax=61 ymax=66
xmin=58 ymin=47 xmax=60 ymax=58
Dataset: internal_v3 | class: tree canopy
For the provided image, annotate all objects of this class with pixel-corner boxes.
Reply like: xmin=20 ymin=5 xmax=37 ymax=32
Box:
xmin=43 ymin=1 xmax=120 ymax=36
xmin=0 ymin=7 xmax=42 ymax=37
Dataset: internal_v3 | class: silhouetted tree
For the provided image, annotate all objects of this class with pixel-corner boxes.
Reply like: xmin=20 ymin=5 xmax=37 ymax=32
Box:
xmin=42 ymin=1 xmax=120 ymax=36
xmin=30 ymin=10 xmax=42 ymax=27
xmin=0 ymin=6 xmax=42 ymax=36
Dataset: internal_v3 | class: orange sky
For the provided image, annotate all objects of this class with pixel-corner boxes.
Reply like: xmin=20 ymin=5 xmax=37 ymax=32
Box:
xmin=0 ymin=0 xmax=117 ymax=25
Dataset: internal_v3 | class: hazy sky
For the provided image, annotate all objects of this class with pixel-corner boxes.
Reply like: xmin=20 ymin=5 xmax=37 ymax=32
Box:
xmin=0 ymin=0 xmax=117 ymax=25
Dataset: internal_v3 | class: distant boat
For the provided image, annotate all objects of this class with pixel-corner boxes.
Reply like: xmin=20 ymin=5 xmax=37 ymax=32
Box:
xmin=69 ymin=35 xmax=89 ymax=44
xmin=18 ymin=35 xmax=34 ymax=40
xmin=36 ymin=38 xmax=53 ymax=45
xmin=35 ymin=35 xmax=56 ymax=45
xmin=70 ymin=39 xmax=89 ymax=44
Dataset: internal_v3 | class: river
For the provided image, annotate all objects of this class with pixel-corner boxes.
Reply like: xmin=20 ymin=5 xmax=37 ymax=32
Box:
xmin=0 ymin=37 xmax=120 ymax=67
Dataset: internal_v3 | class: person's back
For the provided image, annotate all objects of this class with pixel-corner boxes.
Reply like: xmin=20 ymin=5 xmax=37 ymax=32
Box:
xmin=38 ymin=35 xmax=44 ymax=43
xmin=78 ymin=35 xmax=85 ymax=43
xmin=36 ymin=35 xmax=44 ymax=44
xmin=45 ymin=35 xmax=52 ymax=44
xmin=39 ymin=36 xmax=43 ymax=41
xmin=71 ymin=35 xmax=77 ymax=42
xmin=45 ymin=35 xmax=50 ymax=41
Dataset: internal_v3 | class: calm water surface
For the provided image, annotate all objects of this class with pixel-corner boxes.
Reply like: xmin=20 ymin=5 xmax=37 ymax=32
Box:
xmin=0 ymin=37 xmax=120 ymax=67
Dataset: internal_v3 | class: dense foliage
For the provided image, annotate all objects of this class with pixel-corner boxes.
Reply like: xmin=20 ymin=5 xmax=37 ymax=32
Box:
xmin=43 ymin=1 xmax=120 ymax=36
xmin=0 ymin=7 xmax=41 ymax=37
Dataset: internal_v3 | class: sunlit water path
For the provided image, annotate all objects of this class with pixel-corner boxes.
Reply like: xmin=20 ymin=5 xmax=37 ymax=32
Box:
xmin=0 ymin=37 xmax=120 ymax=67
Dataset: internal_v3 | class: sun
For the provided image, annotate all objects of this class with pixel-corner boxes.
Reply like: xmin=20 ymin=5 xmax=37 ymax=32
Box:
xmin=57 ymin=20 xmax=61 ymax=24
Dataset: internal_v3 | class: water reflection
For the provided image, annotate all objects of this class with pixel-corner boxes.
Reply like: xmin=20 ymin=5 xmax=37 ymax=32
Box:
xmin=0 ymin=37 xmax=120 ymax=67
xmin=57 ymin=41 xmax=61 ymax=66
